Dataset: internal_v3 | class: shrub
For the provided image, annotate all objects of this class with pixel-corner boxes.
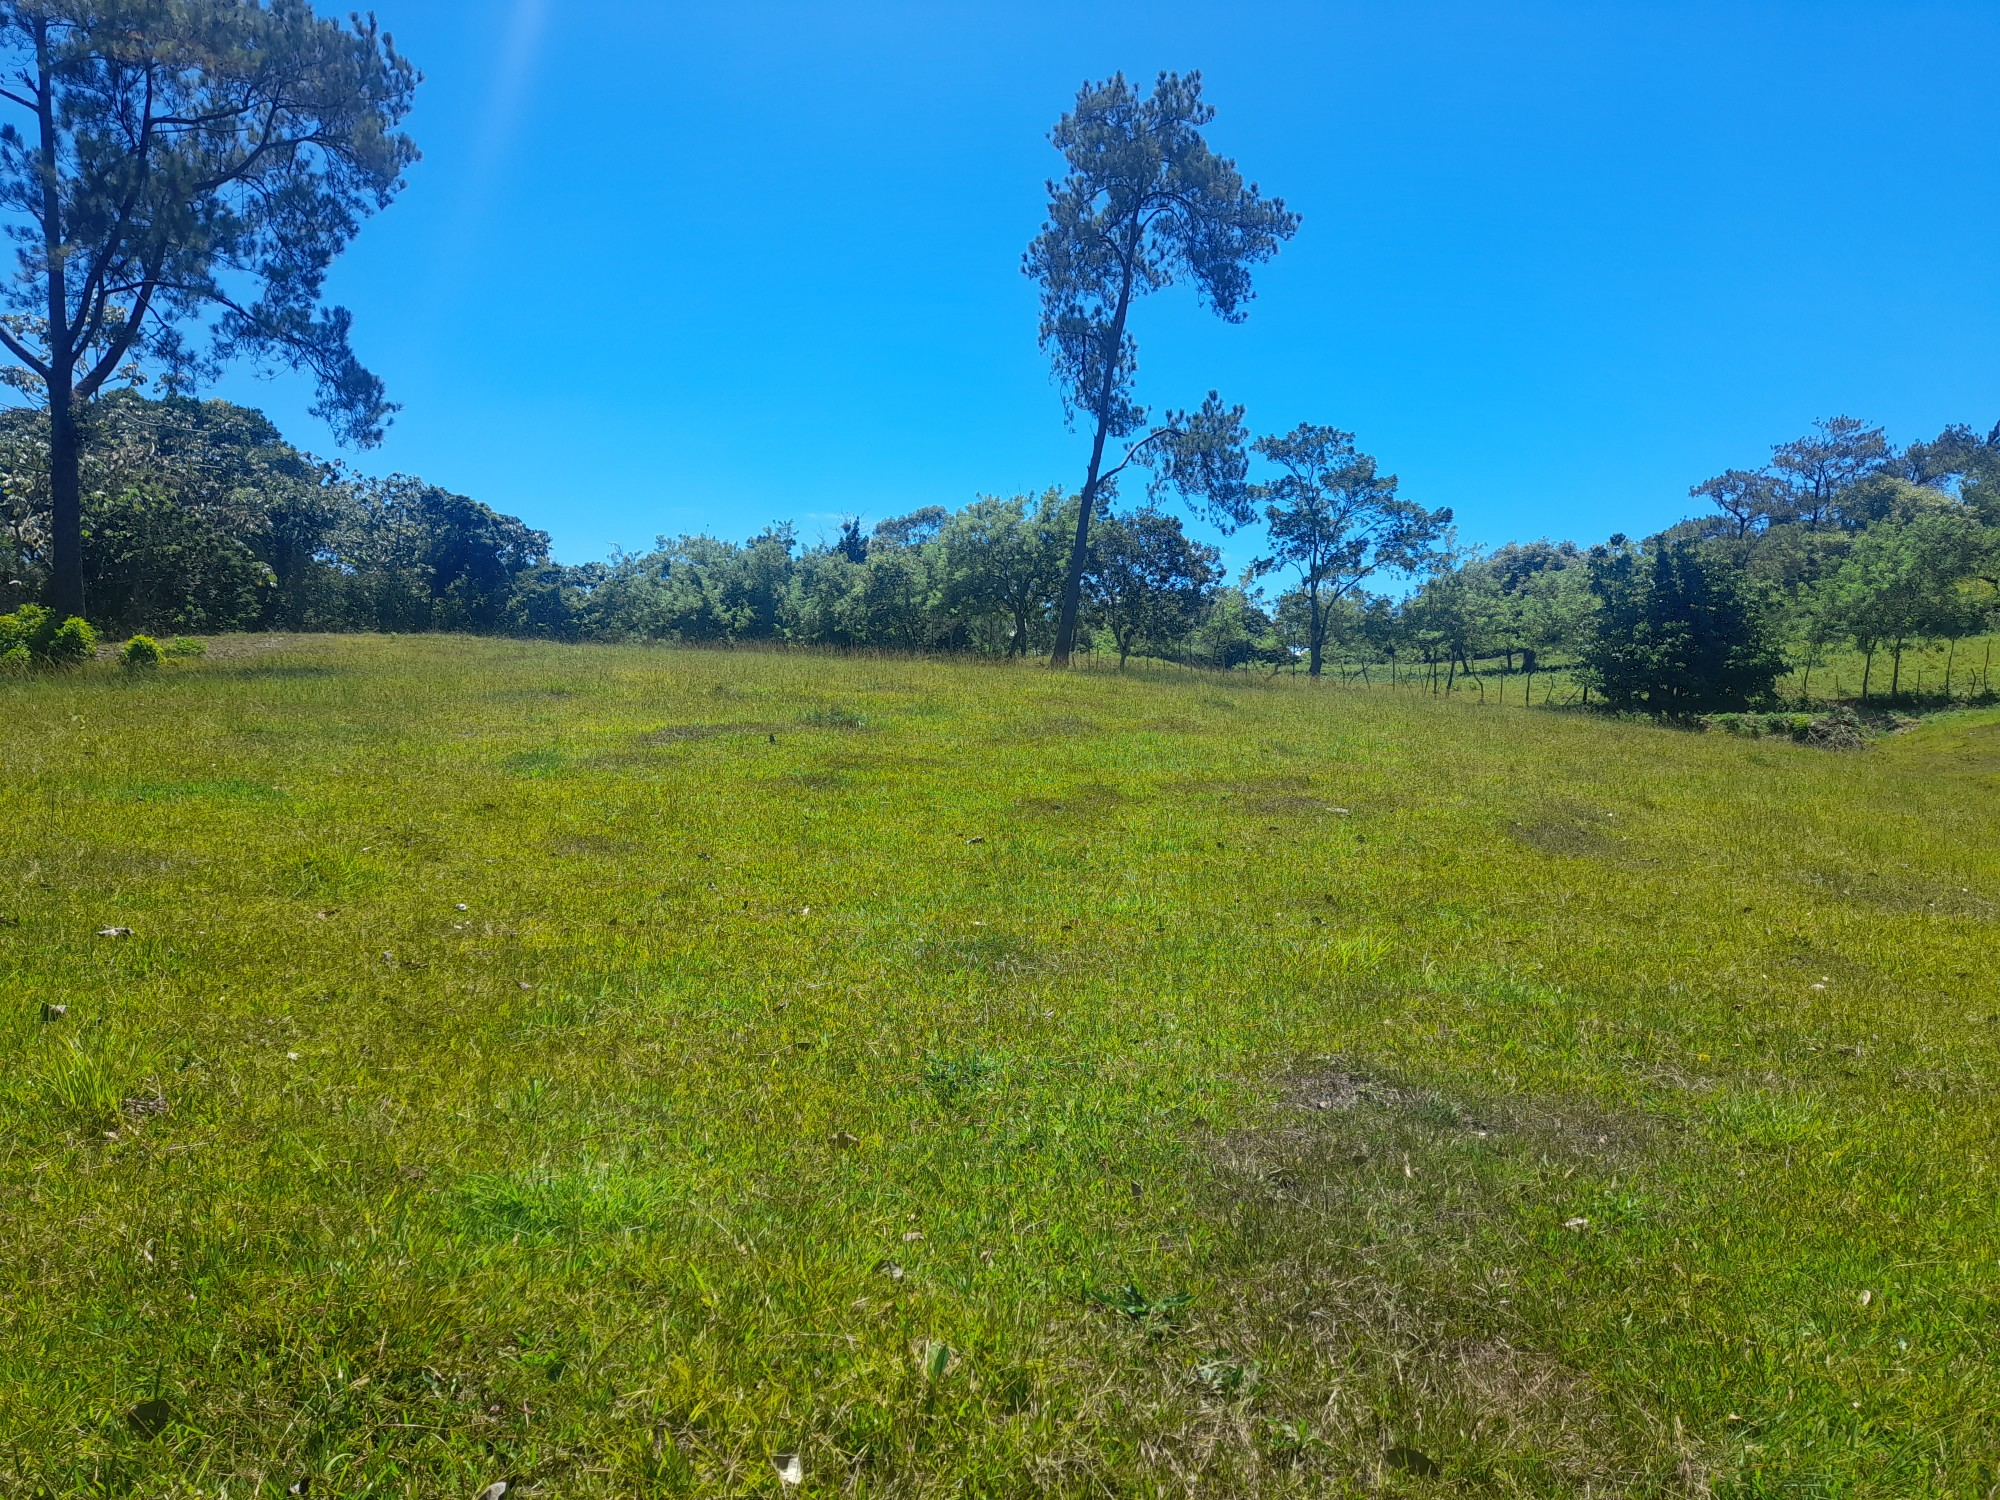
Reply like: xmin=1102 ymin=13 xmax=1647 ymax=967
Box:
xmin=0 ymin=606 xmax=98 ymax=666
xmin=1710 ymin=712 xmax=1815 ymax=742
xmin=44 ymin=615 xmax=98 ymax=666
xmin=121 ymin=634 xmax=164 ymax=670
xmin=164 ymin=637 xmax=207 ymax=659
xmin=0 ymin=603 xmax=48 ymax=657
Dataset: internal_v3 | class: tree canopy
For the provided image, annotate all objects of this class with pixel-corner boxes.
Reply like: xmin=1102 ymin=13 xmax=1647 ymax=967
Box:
xmin=0 ymin=0 xmax=419 ymax=615
xmin=1025 ymin=70 xmax=1297 ymax=665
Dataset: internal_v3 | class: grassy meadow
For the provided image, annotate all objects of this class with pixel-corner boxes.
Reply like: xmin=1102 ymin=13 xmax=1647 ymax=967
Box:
xmin=3 ymin=635 xmax=1998 ymax=1498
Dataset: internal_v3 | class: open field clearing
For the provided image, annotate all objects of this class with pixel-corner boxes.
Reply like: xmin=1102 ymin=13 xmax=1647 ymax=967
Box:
xmin=3 ymin=636 xmax=1998 ymax=1497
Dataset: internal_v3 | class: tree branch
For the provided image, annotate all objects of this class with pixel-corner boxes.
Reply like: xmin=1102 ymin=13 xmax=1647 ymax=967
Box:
xmin=1098 ymin=425 xmax=1176 ymax=487
xmin=0 ymin=322 xmax=48 ymax=379
xmin=75 ymin=275 xmax=159 ymax=399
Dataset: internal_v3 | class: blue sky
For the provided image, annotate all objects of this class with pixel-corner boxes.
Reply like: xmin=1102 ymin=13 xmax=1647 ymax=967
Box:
xmin=216 ymin=0 xmax=2000 ymax=574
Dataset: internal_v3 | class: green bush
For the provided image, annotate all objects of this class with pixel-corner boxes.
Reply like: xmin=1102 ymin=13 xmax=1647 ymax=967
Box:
xmin=0 ymin=603 xmax=48 ymax=656
xmin=44 ymin=615 xmax=98 ymax=666
xmin=0 ymin=606 xmax=98 ymax=667
xmin=121 ymin=634 xmax=164 ymax=670
xmin=164 ymin=637 xmax=207 ymax=659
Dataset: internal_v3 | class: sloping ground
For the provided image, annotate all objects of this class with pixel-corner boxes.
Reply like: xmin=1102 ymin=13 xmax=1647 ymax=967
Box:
xmin=1 ymin=637 xmax=1995 ymax=1497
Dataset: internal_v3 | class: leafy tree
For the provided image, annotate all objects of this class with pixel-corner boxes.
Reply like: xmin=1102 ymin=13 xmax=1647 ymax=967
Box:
xmin=935 ymin=489 xmax=1071 ymax=656
xmin=1581 ymin=539 xmax=1784 ymax=712
xmin=1816 ymin=511 xmax=1991 ymax=699
xmin=1468 ymin=539 xmax=1585 ymax=674
xmin=1770 ymin=416 xmax=1891 ymax=529
xmin=0 ymin=388 xmax=343 ymax=621
xmin=1247 ymin=424 xmax=1448 ymax=677
xmin=1514 ymin=557 xmax=1596 ymax=695
xmin=1086 ymin=504 xmax=1219 ymax=666
xmin=1025 ymin=70 xmax=1297 ymax=665
xmin=1401 ymin=543 xmax=1496 ymax=693
xmin=1188 ymin=584 xmax=1279 ymax=671
xmin=871 ymin=506 xmax=948 ymax=550
xmin=838 ymin=542 xmax=942 ymax=651
xmin=0 ymin=0 xmax=419 ymax=618
xmin=832 ymin=517 xmax=869 ymax=565
xmin=83 ymin=481 xmax=266 ymax=631
xmin=1690 ymin=468 xmax=1789 ymax=538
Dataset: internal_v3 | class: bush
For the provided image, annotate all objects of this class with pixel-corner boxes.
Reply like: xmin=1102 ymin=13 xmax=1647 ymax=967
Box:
xmin=121 ymin=634 xmax=164 ymax=670
xmin=0 ymin=603 xmax=48 ymax=657
xmin=44 ymin=615 xmax=98 ymax=666
xmin=164 ymin=637 xmax=206 ymax=659
xmin=1803 ymin=707 xmax=1867 ymax=751
xmin=0 ymin=606 xmax=98 ymax=667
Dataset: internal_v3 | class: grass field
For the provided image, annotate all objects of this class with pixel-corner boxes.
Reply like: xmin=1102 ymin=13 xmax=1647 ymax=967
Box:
xmin=3 ymin=636 xmax=1998 ymax=1498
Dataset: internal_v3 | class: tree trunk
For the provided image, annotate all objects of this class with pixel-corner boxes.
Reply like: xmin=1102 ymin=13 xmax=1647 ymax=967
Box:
xmin=36 ymin=26 xmax=82 ymax=619
xmin=1050 ymin=460 xmax=1104 ymax=667
xmin=1050 ymin=256 xmax=1139 ymax=669
xmin=1861 ymin=649 xmax=1874 ymax=702
xmin=1307 ymin=592 xmax=1324 ymax=678
xmin=1944 ymin=638 xmax=1957 ymax=700
xmin=1890 ymin=644 xmax=1903 ymax=700
xmin=48 ymin=377 xmax=82 ymax=618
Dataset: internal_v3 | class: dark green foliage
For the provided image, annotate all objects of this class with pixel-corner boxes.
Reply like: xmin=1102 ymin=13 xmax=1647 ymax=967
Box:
xmin=1087 ymin=506 xmax=1220 ymax=666
xmin=2 ymin=393 xmax=553 ymax=634
xmin=83 ymin=485 xmax=268 ymax=633
xmin=1582 ymin=540 xmax=1786 ymax=712
xmin=0 ymin=0 xmax=420 ymax=615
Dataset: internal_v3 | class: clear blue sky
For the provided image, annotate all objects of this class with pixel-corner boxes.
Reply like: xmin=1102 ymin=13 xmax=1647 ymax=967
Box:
xmin=215 ymin=0 xmax=2000 ymax=573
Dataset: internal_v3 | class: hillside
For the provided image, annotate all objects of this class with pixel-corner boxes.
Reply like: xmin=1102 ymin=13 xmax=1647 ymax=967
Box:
xmin=4 ymin=637 xmax=1997 ymax=1496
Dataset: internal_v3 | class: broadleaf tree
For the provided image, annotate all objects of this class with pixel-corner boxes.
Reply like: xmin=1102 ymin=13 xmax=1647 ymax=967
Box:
xmin=1248 ymin=424 xmax=1450 ymax=677
xmin=1086 ymin=502 xmax=1219 ymax=666
xmin=1024 ymin=70 xmax=1298 ymax=665
xmin=0 ymin=0 xmax=419 ymax=617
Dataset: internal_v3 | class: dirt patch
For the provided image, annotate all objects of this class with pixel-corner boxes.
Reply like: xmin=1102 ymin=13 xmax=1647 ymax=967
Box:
xmin=640 ymin=722 xmax=779 ymax=746
xmin=1283 ymin=1065 xmax=1381 ymax=1114
xmin=1013 ymin=782 xmax=1127 ymax=818
xmin=1166 ymin=1060 xmax=1695 ymax=1492
xmin=1793 ymin=864 xmax=1996 ymax=919
xmin=1013 ymin=714 xmax=1103 ymax=741
xmin=1507 ymin=800 xmax=1625 ymax=858
xmin=906 ymin=930 xmax=1064 ymax=980
xmin=550 ymin=834 xmax=639 ymax=860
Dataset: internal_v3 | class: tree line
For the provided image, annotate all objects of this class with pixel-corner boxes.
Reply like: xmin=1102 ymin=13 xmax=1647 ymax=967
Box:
xmin=3 ymin=387 xmax=1996 ymax=711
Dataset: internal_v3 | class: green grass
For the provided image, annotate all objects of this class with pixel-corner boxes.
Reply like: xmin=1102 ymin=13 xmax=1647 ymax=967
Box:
xmin=2 ymin=634 xmax=1997 ymax=1497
